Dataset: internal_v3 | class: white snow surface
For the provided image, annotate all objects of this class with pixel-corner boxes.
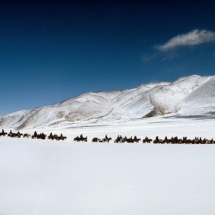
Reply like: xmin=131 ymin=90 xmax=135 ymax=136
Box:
xmin=1 ymin=116 xmax=215 ymax=215
xmin=1 ymin=74 xmax=215 ymax=129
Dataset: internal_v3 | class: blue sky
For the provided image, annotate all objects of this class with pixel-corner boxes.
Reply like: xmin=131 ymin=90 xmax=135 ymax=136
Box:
xmin=1 ymin=0 xmax=215 ymax=114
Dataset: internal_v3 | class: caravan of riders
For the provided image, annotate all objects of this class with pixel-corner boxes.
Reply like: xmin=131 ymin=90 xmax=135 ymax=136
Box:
xmin=1 ymin=128 xmax=215 ymax=144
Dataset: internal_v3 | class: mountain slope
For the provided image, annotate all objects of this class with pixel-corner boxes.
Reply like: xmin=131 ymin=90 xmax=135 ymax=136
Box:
xmin=178 ymin=76 xmax=215 ymax=115
xmin=0 ymin=74 xmax=214 ymax=129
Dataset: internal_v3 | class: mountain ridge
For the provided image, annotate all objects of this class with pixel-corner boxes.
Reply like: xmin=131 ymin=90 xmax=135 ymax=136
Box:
xmin=1 ymin=74 xmax=215 ymax=129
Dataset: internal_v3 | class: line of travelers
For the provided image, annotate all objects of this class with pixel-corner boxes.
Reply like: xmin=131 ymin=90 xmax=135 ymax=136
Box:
xmin=0 ymin=129 xmax=66 ymax=141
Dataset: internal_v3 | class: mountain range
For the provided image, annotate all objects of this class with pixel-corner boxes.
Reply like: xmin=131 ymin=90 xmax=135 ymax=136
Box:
xmin=1 ymin=74 xmax=215 ymax=129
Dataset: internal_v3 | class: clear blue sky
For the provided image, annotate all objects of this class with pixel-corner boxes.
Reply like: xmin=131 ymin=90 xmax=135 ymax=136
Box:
xmin=1 ymin=0 xmax=215 ymax=114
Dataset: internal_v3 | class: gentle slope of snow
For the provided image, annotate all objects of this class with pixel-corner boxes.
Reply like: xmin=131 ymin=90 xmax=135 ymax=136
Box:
xmin=1 ymin=74 xmax=215 ymax=129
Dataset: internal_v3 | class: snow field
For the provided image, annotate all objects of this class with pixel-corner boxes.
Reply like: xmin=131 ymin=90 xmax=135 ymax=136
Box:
xmin=1 ymin=116 xmax=215 ymax=215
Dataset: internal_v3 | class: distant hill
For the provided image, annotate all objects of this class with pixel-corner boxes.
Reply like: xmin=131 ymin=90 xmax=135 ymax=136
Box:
xmin=0 ymin=74 xmax=214 ymax=129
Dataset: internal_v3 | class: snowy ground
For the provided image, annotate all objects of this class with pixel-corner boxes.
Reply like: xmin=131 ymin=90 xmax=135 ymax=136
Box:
xmin=1 ymin=115 xmax=215 ymax=215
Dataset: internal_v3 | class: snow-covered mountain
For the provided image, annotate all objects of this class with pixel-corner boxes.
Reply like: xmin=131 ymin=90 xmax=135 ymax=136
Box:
xmin=1 ymin=74 xmax=214 ymax=129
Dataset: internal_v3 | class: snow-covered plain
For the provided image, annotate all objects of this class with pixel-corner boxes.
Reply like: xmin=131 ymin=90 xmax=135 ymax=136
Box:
xmin=1 ymin=115 xmax=215 ymax=215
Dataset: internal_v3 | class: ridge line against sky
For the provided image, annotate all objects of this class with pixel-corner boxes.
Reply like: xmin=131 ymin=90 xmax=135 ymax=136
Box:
xmin=0 ymin=0 xmax=215 ymax=114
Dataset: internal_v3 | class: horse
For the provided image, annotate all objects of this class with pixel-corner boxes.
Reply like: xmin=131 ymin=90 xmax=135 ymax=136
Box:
xmin=0 ymin=129 xmax=7 ymax=136
xmin=92 ymin=137 xmax=101 ymax=142
xmin=102 ymin=135 xmax=112 ymax=142
xmin=23 ymin=133 xmax=31 ymax=138
xmin=74 ymin=134 xmax=87 ymax=142
xmin=143 ymin=136 xmax=152 ymax=143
